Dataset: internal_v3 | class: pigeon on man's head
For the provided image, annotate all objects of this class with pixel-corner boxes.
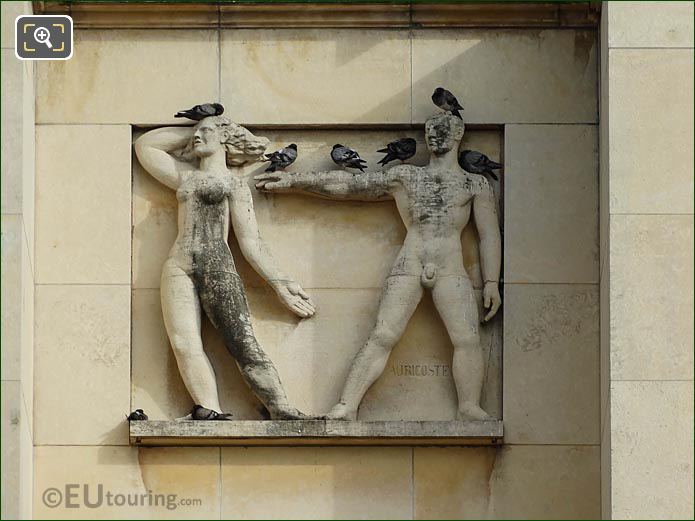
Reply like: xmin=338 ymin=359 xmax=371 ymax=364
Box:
xmin=331 ymin=144 xmax=368 ymax=173
xmin=174 ymin=103 xmax=224 ymax=121
xmin=377 ymin=138 xmax=417 ymax=167
xmin=458 ymin=150 xmax=502 ymax=181
xmin=431 ymin=87 xmax=464 ymax=120
xmin=126 ymin=409 xmax=148 ymax=421
xmin=264 ymin=144 xmax=298 ymax=173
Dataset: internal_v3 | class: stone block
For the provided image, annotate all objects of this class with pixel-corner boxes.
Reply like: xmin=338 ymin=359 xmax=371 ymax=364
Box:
xmin=1 ymin=381 xmax=21 ymax=520
xmin=608 ymin=49 xmax=694 ymax=214
xmin=1 ymin=214 xmax=21 ymax=380
xmin=1 ymin=49 xmax=23 ymax=213
xmin=503 ymin=284 xmax=599 ymax=445
xmin=607 ymin=2 xmax=694 ymax=48
xmin=35 ymin=30 xmax=218 ymax=124
xmin=221 ymin=447 xmax=411 ymax=519
xmin=414 ymin=445 xmax=600 ymax=519
xmin=1 ymin=1 xmax=28 ymax=49
xmin=412 ymin=29 xmax=597 ymax=124
xmin=610 ymin=381 xmax=694 ymax=519
xmin=34 ymin=285 xmax=131 ymax=445
xmin=36 ymin=125 xmax=131 ymax=284
xmin=220 ymin=29 xmax=411 ymax=124
xmin=610 ymin=214 xmax=694 ymax=380
xmin=505 ymin=124 xmax=599 ymax=284
xmin=33 ymin=446 xmax=221 ymax=519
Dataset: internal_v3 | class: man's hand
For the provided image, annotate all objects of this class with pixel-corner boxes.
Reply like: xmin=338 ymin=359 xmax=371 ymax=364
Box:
xmin=482 ymin=281 xmax=501 ymax=323
xmin=271 ymin=279 xmax=316 ymax=318
xmin=254 ymin=172 xmax=294 ymax=192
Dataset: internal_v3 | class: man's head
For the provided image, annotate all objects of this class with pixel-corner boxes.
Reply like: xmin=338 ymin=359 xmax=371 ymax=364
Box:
xmin=424 ymin=113 xmax=465 ymax=155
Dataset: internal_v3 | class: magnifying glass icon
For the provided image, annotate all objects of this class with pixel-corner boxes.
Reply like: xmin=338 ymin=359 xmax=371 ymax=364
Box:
xmin=33 ymin=26 xmax=53 ymax=49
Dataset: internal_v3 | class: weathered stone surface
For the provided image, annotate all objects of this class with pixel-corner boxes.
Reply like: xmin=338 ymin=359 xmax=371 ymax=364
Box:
xmin=221 ymin=447 xmax=412 ymax=518
xmin=1 ymin=381 xmax=21 ymax=520
xmin=33 ymin=446 xmax=221 ymax=519
xmin=611 ymin=381 xmax=694 ymax=519
xmin=505 ymin=124 xmax=599 ymax=284
xmin=414 ymin=445 xmax=600 ymax=519
xmin=35 ymin=30 xmax=218 ymax=124
xmin=1 ymin=215 xmax=21 ymax=380
xmin=607 ymin=2 xmax=694 ymax=48
xmin=131 ymin=419 xmax=502 ymax=446
xmin=610 ymin=214 xmax=694 ymax=380
xmin=608 ymin=49 xmax=694 ymax=215
xmin=220 ymin=29 xmax=411 ymax=124
xmin=504 ymin=284 xmax=599 ymax=445
xmin=503 ymin=284 xmax=600 ymax=445
xmin=36 ymin=125 xmax=132 ymax=284
xmin=34 ymin=285 xmax=131 ymax=445
xmin=1 ymin=1 xmax=28 ymax=49
xmin=412 ymin=29 xmax=598 ymax=124
xmin=1 ymin=49 xmax=22 ymax=214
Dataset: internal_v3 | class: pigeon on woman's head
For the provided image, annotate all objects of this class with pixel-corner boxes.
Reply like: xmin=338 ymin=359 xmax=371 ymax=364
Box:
xmin=174 ymin=103 xmax=224 ymax=121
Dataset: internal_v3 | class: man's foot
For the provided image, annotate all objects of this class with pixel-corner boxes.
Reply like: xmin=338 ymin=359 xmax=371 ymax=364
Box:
xmin=456 ymin=402 xmax=492 ymax=421
xmin=270 ymin=406 xmax=309 ymax=420
xmin=191 ymin=405 xmax=233 ymax=421
xmin=324 ymin=402 xmax=357 ymax=421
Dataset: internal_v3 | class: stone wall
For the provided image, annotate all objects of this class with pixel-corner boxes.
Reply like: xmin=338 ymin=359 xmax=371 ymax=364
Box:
xmin=26 ymin=16 xmax=600 ymax=520
xmin=600 ymin=2 xmax=694 ymax=519
xmin=1 ymin=2 xmax=35 ymax=518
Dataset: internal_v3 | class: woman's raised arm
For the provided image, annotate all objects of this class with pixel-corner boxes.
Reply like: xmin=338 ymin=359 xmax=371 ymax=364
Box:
xmin=134 ymin=127 xmax=194 ymax=190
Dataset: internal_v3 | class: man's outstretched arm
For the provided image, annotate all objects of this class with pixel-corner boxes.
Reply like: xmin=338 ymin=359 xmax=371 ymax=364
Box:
xmin=254 ymin=168 xmax=400 ymax=202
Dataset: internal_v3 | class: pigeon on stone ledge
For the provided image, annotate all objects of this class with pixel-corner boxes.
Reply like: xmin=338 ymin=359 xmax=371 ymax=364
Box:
xmin=126 ymin=409 xmax=148 ymax=421
xmin=191 ymin=405 xmax=233 ymax=421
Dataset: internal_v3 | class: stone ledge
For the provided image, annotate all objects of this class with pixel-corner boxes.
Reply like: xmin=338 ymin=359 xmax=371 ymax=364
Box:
xmin=130 ymin=420 xmax=503 ymax=446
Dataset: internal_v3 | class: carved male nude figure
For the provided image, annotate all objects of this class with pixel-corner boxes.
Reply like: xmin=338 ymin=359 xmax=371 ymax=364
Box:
xmin=255 ymin=113 xmax=502 ymax=421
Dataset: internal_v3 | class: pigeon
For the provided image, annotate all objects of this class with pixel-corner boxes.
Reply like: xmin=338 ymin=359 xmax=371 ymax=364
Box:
xmin=174 ymin=103 xmax=224 ymax=121
xmin=190 ymin=404 xmax=233 ymax=421
xmin=377 ymin=138 xmax=417 ymax=167
xmin=431 ymin=87 xmax=464 ymax=119
xmin=264 ymin=144 xmax=298 ymax=173
xmin=331 ymin=144 xmax=367 ymax=172
xmin=458 ymin=150 xmax=502 ymax=181
xmin=126 ymin=409 xmax=148 ymax=421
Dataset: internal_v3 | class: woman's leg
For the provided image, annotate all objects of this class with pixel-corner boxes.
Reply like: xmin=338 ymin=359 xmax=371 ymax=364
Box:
xmin=194 ymin=269 xmax=302 ymax=419
xmin=161 ymin=262 xmax=223 ymax=412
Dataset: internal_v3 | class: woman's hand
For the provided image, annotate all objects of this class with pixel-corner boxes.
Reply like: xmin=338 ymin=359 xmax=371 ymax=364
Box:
xmin=271 ymin=279 xmax=316 ymax=318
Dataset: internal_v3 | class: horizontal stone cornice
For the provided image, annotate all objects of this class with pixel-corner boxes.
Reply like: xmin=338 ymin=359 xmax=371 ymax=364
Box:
xmin=33 ymin=1 xmax=600 ymax=29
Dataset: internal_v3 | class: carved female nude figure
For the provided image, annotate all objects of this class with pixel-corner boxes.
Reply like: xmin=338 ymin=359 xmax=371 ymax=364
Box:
xmin=135 ymin=116 xmax=315 ymax=419
xmin=256 ymin=113 xmax=502 ymax=421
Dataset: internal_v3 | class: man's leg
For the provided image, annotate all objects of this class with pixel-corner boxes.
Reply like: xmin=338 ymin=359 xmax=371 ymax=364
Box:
xmin=328 ymin=274 xmax=423 ymax=420
xmin=432 ymin=275 xmax=491 ymax=421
